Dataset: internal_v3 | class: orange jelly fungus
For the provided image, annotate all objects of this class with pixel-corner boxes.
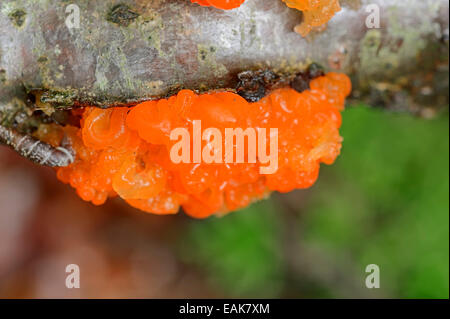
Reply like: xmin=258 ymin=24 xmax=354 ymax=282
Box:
xmin=282 ymin=0 xmax=341 ymax=36
xmin=42 ymin=72 xmax=351 ymax=218
xmin=190 ymin=0 xmax=245 ymax=10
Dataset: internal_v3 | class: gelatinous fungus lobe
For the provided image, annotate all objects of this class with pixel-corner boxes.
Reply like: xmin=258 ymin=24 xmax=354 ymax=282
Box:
xmin=190 ymin=0 xmax=246 ymax=10
xmin=40 ymin=72 xmax=351 ymax=218
xmin=282 ymin=0 xmax=341 ymax=36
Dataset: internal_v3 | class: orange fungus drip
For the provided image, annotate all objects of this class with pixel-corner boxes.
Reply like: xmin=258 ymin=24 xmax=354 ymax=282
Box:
xmin=42 ymin=72 xmax=351 ymax=218
xmin=283 ymin=0 xmax=341 ymax=36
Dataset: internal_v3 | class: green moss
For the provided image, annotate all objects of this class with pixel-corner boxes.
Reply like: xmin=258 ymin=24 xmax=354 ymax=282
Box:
xmin=180 ymin=201 xmax=284 ymax=298
xmin=303 ymin=107 xmax=449 ymax=298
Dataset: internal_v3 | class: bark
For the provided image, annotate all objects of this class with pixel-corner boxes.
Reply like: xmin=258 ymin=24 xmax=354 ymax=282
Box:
xmin=0 ymin=0 xmax=448 ymax=111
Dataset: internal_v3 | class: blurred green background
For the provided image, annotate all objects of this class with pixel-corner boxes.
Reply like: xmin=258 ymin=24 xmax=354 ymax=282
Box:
xmin=1 ymin=104 xmax=448 ymax=298
xmin=179 ymin=106 xmax=449 ymax=298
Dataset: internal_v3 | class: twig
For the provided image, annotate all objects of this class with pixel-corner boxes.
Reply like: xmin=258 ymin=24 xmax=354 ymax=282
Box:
xmin=0 ymin=125 xmax=74 ymax=167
